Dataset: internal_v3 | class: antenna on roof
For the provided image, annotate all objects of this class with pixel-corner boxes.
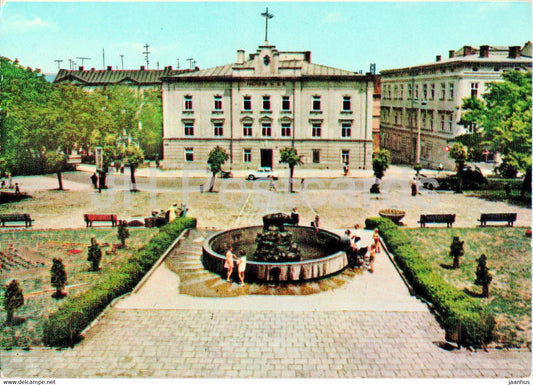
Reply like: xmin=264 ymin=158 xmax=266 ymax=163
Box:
xmin=68 ymin=59 xmax=76 ymax=70
xmin=187 ymin=58 xmax=194 ymax=69
xmin=120 ymin=55 xmax=124 ymax=70
xmin=143 ymin=43 xmax=151 ymax=69
xmin=76 ymin=57 xmax=91 ymax=67
xmin=156 ymin=61 xmax=160 ymax=70
xmin=54 ymin=59 xmax=63 ymax=70
xmin=261 ymin=7 xmax=274 ymax=43
xmin=176 ymin=59 xmax=180 ymax=69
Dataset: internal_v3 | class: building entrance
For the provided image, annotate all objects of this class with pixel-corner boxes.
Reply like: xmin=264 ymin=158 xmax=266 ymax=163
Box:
xmin=260 ymin=149 xmax=273 ymax=169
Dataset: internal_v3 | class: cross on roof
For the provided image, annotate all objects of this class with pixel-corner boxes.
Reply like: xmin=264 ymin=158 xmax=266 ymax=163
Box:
xmin=261 ymin=7 xmax=274 ymax=43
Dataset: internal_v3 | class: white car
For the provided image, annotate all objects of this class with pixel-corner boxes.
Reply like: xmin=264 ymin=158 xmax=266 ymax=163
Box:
xmin=247 ymin=167 xmax=279 ymax=180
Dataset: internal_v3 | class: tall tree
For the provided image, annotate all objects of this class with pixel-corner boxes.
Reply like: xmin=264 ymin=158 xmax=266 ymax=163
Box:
xmin=279 ymin=146 xmax=304 ymax=193
xmin=3 ymin=280 xmax=24 ymax=325
xmin=207 ymin=146 xmax=229 ymax=192
xmin=459 ymin=70 xmax=532 ymax=173
xmin=122 ymin=144 xmax=144 ymax=191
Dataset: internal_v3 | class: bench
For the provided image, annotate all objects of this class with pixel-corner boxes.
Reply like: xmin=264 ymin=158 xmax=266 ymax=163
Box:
xmin=0 ymin=213 xmax=33 ymax=227
xmin=478 ymin=213 xmax=517 ymax=227
xmin=83 ymin=214 xmax=118 ymax=227
xmin=418 ymin=214 xmax=455 ymax=228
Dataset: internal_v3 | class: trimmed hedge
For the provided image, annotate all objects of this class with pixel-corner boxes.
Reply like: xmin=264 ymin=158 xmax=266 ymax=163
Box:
xmin=365 ymin=217 xmax=495 ymax=347
xmin=41 ymin=217 xmax=197 ymax=347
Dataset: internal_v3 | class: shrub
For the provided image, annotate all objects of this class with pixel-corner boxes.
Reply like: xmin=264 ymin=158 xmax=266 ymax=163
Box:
xmin=41 ymin=217 xmax=197 ymax=347
xmin=366 ymin=217 xmax=495 ymax=347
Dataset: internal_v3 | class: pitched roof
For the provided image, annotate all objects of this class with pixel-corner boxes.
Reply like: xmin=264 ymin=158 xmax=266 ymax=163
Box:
xmin=54 ymin=67 xmax=197 ymax=85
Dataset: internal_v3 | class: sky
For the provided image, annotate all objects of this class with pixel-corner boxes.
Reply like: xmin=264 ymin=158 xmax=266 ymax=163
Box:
xmin=0 ymin=1 xmax=531 ymax=75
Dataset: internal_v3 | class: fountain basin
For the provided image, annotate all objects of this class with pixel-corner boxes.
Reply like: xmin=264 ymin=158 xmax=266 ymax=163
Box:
xmin=202 ymin=226 xmax=348 ymax=282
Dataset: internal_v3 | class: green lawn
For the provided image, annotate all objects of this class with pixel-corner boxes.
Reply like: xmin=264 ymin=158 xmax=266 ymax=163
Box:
xmin=0 ymin=228 xmax=156 ymax=348
xmin=404 ymin=227 xmax=531 ymax=348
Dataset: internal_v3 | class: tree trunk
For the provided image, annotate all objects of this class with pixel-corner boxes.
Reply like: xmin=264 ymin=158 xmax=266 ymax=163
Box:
xmin=453 ymin=255 xmax=459 ymax=269
xmin=209 ymin=172 xmax=216 ymax=192
xmin=6 ymin=309 xmax=13 ymax=325
xmin=57 ymin=172 xmax=64 ymax=191
xmin=289 ymin=166 xmax=294 ymax=193
xmin=130 ymin=165 xmax=137 ymax=191
xmin=483 ymin=284 xmax=489 ymax=298
xmin=98 ymin=171 xmax=107 ymax=191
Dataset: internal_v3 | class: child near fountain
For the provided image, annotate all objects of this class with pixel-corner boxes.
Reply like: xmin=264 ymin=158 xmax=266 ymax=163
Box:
xmin=225 ymin=245 xmax=235 ymax=282
xmin=236 ymin=255 xmax=247 ymax=286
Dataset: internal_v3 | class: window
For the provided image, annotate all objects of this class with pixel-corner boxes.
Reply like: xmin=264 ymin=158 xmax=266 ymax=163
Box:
xmin=312 ymin=96 xmax=321 ymax=111
xmin=429 ymin=112 xmax=434 ymax=130
xmin=312 ymin=123 xmax=321 ymax=137
xmin=184 ymin=95 xmax=193 ymax=111
xmin=393 ymin=85 xmax=398 ymax=99
xmin=400 ymin=84 xmax=404 ymax=100
xmin=262 ymin=122 xmax=271 ymax=137
xmin=214 ymin=95 xmax=222 ymax=111
xmin=341 ymin=122 xmax=351 ymax=138
xmin=448 ymin=83 xmax=454 ymax=100
xmin=214 ymin=122 xmax=223 ymax=137
xmin=342 ymin=96 xmax=351 ymax=111
xmin=341 ymin=150 xmax=350 ymax=165
xmin=281 ymin=123 xmax=291 ymax=138
xmin=262 ymin=96 xmax=271 ymax=111
xmin=185 ymin=148 xmax=194 ymax=162
xmin=408 ymin=84 xmax=412 ymax=100
xmin=471 ymin=83 xmax=479 ymax=97
xmin=243 ymin=149 xmax=252 ymax=163
xmin=312 ymin=149 xmax=320 ymax=164
xmin=282 ymin=96 xmax=290 ymax=111
xmin=440 ymin=112 xmax=446 ymax=131
xmin=448 ymin=113 xmax=454 ymax=131
xmin=423 ymin=84 xmax=427 ymax=101
xmin=440 ymin=83 xmax=446 ymax=100
xmin=243 ymin=123 xmax=252 ymax=137
xmin=415 ymin=84 xmax=419 ymax=100
xmin=243 ymin=96 xmax=251 ymax=111
xmin=430 ymin=83 xmax=435 ymax=100
xmin=184 ymin=122 xmax=194 ymax=136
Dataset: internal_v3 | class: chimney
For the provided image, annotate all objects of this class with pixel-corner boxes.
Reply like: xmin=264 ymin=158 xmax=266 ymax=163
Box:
xmin=106 ymin=66 xmax=112 ymax=71
xmin=463 ymin=46 xmax=473 ymax=56
xmin=509 ymin=46 xmax=521 ymax=59
xmin=449 ymin=50 xmax=455 ymax=58
xmin=91 ymin=67 xmax=95 ymax=72
xmin=140 ymin=65 xmax=145 ymax=71
xmin=167 ymin=65 xmax=173 ymax=70
xmin=304 ymin=51 xmax=312 ymax=63
xmin=436 ymin=55 xmax=442 ymax=62
xmin=237 ymin=50 xmax=245 ymax=65
xmin=480 ymin=45 xmax=489 ymax=58
xmin=78 ymin=66 xmax=84 ymax=71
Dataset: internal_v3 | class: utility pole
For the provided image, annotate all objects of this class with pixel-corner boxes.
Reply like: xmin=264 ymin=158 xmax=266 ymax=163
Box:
xmin=120 ymin=54 xmax=124 ymax=70
xmin=54 ymin=59 xmax=63 ymax=70
xmin=102 ymin=48 xmax=105 ymax=69
xmin=143 ymin=43 xmax=151 ymax=69
xmin=76 ymin=57 xmax=91 ymax=67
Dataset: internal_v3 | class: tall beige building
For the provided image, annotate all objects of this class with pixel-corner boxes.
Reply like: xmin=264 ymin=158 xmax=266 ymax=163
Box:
xmin=161 ymin=43 xmax=375 ymax=170
xmin=379 ymin=42 xmax=532 ymax=169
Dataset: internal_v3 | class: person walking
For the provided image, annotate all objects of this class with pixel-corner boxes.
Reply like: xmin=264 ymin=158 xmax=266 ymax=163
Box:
xmin=268 ymin=175 xmax=277 ymax=192
xmin=225 ymin=245 xmax=235 ymax=282
xmin=373 ymin=228 xmax=381 ymax=253
xmin=368 ymin=244 xmax=376 ymax=273
xmin=300 ymin=178 xmax=305 ymax=191
xmin=411 ymin=177 xmax=418 ymax=196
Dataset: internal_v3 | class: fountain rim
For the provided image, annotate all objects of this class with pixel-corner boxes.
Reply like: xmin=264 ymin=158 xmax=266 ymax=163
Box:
xmin=203 ymin=225 xmax=345 ymax=266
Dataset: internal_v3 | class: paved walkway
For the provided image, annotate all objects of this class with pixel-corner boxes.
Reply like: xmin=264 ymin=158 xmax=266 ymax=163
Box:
xmin=1 ymin=229 xmax=530 ymax=379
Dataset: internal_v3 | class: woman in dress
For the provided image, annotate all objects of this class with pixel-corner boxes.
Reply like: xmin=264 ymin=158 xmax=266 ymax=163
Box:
xmin=225 ymin=245 xmax=235 ymax=282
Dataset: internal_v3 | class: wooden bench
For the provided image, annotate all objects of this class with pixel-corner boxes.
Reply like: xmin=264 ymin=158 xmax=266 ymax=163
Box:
xmin=0 ymin=213 xmax=33 ymax=227
xmin=478 ymin=213 xmax=517 ymax=227
xmin=83 ymin=214 xmax=118 ymax=227
xmin=418 ymin=214 xmax=455 ymax=228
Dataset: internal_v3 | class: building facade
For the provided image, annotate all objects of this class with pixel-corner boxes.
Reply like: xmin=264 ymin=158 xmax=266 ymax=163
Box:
xmin=161 ymin=43 xmax=375 ymax=170
xmin=379 ymin=42 xmax=532 ymax=169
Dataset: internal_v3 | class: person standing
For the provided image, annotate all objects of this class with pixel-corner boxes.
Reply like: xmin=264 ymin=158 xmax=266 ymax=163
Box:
xmin=268 ymin=175 xmax=277 ymax=192
xmin=368 ymin=244 xmax=376 ymax=273
xmin=290 ymin=207 xmax=299 ymax=225
xmin=373 ymin=228 xmax=381 ymax=253
xmin=225 ymin=245 xmax=235 ymax=282
xmin=300 ymin=178 xmax=305 ymax=191
xmin=311 ymin=215 xmax=321 ymax=232
xmin=90 ymin=173 xmax=98 ymax=189
xmin=352 ymin=224 xmax=362 ymax=243
xmin=411 ymin=177 xmax=418 ymax=196
xmin=167 ymin=203 xmax=178 ymax=223
xmin=236 ymin=255 xmax=247 ymax=286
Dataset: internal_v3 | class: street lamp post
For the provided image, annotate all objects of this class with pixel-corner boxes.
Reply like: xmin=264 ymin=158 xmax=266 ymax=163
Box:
xmin=413 ymin=98 xmax=427 ymax=165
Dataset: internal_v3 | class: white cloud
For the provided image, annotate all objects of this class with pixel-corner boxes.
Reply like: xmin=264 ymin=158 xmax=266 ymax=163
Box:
xmin=321 ymin=12 xmax=347 ymax=25
xmin=0 ymin=14 xmax=53 ymax=33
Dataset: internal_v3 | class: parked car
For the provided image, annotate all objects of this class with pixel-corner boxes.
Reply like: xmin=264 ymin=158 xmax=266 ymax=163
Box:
xmin=219 ymin=170 xmax=233 ymax=179
xmin=246 ymin=167 xmax=279 ymax=180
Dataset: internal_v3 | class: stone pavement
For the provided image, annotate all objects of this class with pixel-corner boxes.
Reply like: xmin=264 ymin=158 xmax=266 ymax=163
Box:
xmin=1 ymin=229 xmax=530 ymax=379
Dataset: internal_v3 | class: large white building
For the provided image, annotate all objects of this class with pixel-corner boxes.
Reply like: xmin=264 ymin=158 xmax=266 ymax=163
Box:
xmin=161 ymin=43 xmax=376 ymax=170
xmin=379 ymin=42 xmax=532 ymax=169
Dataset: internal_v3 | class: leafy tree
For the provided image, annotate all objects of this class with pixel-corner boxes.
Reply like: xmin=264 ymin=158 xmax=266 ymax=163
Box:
xmin=372 ymin=149 xmax=391 ymax=180
xmin=459 ymin=70 xmax=532 ymax=173
xmin=87 ymin=237 xmax=102 ymax=271
xmin=279 ymin=146 xmax=304 ymax=193
xmin=117 ymin=220 xmax=130 ymax=248
xmin=449 ymin=236 xmax=464 ymax=269
xmin=475 ymin=254 xmax=493 ymax=298
xmin=207 ymin=146 xmax=229 ymax=192
xmin=122 ymin=144 xmax=144 ymax=191
xmin=51 ymin=258 xmax=67 ymax=298
xmin=449 ymin=143 xmax=467 ymax=174
xmin=3 ymin=280 xmax=24 ymax=325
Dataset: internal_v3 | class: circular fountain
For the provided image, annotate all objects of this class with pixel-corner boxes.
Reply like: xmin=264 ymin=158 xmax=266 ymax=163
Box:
xmin=202 ymin=214 xmax=348 ymax=282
